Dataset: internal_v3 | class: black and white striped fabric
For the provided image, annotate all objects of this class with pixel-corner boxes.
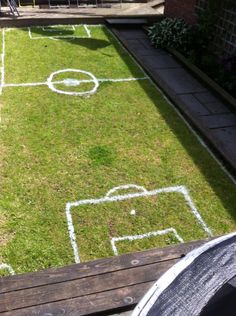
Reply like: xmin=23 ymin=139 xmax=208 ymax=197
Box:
xmin=132 ymin=233 xmax=236 ymax=316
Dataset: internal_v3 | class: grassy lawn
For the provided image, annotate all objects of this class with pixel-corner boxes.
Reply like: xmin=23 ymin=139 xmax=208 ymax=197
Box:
xmin=0 ymin=25 xmax=235 ymax=275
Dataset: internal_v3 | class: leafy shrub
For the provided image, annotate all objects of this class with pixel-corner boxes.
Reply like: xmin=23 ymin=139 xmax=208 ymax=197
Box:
xmin=148 ymin=18 xmax=191 ymax=52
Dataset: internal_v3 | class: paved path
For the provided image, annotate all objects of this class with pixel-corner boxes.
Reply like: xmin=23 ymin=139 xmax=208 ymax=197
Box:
xmin=112 ymin=27 xmax=236 ymax=174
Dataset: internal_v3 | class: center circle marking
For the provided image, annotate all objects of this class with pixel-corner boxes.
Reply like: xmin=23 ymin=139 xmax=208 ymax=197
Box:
xmin=47 ymin=69 xmax=99 ymax=96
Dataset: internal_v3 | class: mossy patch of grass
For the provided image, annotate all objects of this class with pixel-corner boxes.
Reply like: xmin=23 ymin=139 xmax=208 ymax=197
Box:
xmin=88 ymin=145 xmax=116 ymax=166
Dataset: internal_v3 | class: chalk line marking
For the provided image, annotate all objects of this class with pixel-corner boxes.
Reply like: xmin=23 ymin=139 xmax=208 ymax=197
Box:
xmin=84 ymin=25 xmax=91 ymax=38
xmin=66 ymin=184 xmax=212 ymax=263
xmin=47 ymin=69 xmax=99 ymax=96
xmin=2 ymin=68 xmax=148 ymax=97
xmin=0 ymin=28 xmax=5 ymax=95
xmin=28 ymin=24 xmax=91 ymax=40
xmin=111 ymin=228 xmax=184 ymax=256
xmin=105 ymin=184 xmax=148 ymax=197
xmin=42 ymin=25 xmax=75 ymax=32
xmin=0 ymin=263 xmax=15 ymax=275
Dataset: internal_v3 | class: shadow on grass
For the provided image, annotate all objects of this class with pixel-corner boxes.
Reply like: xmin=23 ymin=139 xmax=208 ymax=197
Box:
xmin=27 ymin=26 xmax=111 ymax=50
xmin=64 ymin=37 xmax=111 ymax=50
xmin=103 ymin=26 xmax=236 ymax=224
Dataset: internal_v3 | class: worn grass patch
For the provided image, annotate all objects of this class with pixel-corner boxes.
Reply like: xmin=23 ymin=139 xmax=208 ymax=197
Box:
xmin=0 ymin=25 xmax=235 ymax=274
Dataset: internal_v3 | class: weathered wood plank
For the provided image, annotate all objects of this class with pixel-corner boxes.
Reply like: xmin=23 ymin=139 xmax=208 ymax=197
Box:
xmin=0 ymin=260 xmax=178 ymax=312
xmin=1 ymin=281 xmax=154 ymax=316
xmin=0 ymin=239 xmax=207 ymax=294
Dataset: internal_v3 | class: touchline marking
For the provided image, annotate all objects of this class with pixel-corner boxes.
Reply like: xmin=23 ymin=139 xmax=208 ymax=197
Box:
xmin=0 ymin=28 xmax=5 ymax=95
xmin=0 ymin=263 xmax=15 ymax=275
xmin=66 ymin=184 xmax=212 ymax=263
xmin=111 ymin=228 xmax=184 ymax=256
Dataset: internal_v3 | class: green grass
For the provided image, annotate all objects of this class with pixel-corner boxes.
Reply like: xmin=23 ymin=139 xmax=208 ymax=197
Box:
xmin=0 ymin=25 xmax=235 ymax=274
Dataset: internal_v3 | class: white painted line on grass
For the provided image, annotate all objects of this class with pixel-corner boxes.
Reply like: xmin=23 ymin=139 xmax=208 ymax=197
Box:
xmin=2 ymin=68 xmax=148 ymax=96
xmin=0 ymin=263 xmax=15 ymax=275
xmin=3 ymin=77 xmax=148 ymax=88
xmin=28 ymin=25 xmax=91 ymax=40
xmin=42 ymin=25 xmax=75 ymax=32
xmin=47 ymin=69 xmax=99 ymax=96
xmin=4 ymin=81 xmax=48 ymax=87
xmin=99 ymin=77 xmax=148 ymax=83
xmin=0 ymin=28 xmax=5 ymax=95
xmin=84 ymin=25 xmax=91 ymax=38
xmin=111 ymin=228 xmax=184 ymax=256
xmin=105 ymin=184 xmax=148 ymax=197
xmin=66 ymin=184 xmax=212 ymax=263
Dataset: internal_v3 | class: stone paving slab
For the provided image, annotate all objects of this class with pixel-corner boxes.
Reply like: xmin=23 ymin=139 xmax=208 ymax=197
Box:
xmin=153 ymin=68 xmax=207 ymax=94
xmin=140 ymin=54 xmax=180 ymax=69
xmin=128 ymin=41 xmax=164 ymax=55
xmin=112 ymin=27 xmax=236 ymax=173
xmin=194 ymin=91 xmax=220 ymax=104
xmin=204 ymin=101 xmax=231 ymax=114
xmin=201 ymin=114 xmax=236 ymax=129
xmin=210 ymin=127 xmax=236 ymax=166
xmin=115 ymin=29 xmax=148 ymax=40
xmin=178 ymin=94 xmax=210 ymax=116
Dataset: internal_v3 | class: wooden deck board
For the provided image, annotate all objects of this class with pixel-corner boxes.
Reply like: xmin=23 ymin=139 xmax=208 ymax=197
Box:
xmin=0 ymin=239 xmax=210 ymax=315
xmin=0 ymin=4 xmax=163 ymax=27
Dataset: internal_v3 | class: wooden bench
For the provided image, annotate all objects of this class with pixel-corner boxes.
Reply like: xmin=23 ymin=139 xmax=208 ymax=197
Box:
xmin=0 ymin=239 xmax=209 ymax=315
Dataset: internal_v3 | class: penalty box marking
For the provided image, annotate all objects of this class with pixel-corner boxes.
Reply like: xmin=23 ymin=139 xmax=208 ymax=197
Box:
xmin=28 ymin=24 xmax=91 ymax=40
xmin=66 ymin=184 xmax=213 ymax=263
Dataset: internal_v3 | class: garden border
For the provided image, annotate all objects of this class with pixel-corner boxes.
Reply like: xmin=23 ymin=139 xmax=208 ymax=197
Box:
xmin=169 ymin=49 xmax=236 ymax=112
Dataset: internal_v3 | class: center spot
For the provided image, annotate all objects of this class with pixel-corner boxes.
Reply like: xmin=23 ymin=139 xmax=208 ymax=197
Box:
xmin=63 ymin=78 xmax=81 ymax=87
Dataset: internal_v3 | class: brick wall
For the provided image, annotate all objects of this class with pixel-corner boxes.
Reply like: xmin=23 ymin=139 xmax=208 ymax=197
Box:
xmin=164 ymin=0 xmax=236 ymax=57
xmin=196 ymin=0 xmax=236 ymax=57
xmin=164 ymin=0 xmax=197 ymax=25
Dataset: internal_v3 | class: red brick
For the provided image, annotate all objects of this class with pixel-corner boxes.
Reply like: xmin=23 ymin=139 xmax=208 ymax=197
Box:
xmin=164 ymin=0 xmax=197 ymax=25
